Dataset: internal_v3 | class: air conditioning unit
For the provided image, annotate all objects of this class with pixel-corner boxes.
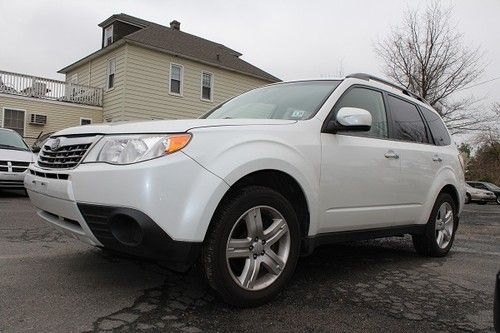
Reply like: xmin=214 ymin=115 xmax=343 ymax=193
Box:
xmin=29 ymin=114 xmax=47 ymax=125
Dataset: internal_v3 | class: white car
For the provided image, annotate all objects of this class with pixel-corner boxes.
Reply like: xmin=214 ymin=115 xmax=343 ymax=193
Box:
xmin=0 ymin=128 xmax=34 ymax=189
xmin=25 ymin=73 xmax=465 ymax=306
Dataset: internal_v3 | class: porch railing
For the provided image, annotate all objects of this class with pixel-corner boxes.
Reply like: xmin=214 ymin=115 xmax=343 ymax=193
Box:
xmin=0 ymin=70 xmax=103 ymax=107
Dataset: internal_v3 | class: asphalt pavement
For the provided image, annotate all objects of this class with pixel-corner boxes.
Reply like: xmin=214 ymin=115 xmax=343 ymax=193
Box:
xmin=0 ymin=189 xmax=498 ymax=332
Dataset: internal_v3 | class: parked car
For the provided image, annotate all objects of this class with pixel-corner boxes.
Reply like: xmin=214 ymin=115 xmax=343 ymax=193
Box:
xmin=464 ymin=184 xmax=497 ymax=205
xmin=31 ymin=132 xmax=53 ymax=154
xmin=467 ymin=181 xmax=500 ymax=205
xmin=24 ymin=73 xmax=465 ymax=306
xmin=0 ymin=128 xmax=34 ymax=189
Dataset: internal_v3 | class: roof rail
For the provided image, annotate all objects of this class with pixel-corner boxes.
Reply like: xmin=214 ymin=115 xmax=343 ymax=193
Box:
xmin=345 ymin=73 xmax=428 ymax=104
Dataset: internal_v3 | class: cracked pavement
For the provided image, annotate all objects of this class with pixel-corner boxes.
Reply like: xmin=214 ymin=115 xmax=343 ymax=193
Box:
xmin=0 ymin=189 xmax=498 ymax=332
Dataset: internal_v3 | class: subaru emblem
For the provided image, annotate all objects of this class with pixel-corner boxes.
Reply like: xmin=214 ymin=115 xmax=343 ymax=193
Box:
xmin=50 ymin=138 xmax=61 ymax=150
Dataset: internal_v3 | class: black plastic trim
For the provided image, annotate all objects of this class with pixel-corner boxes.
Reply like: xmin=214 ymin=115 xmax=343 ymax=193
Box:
xmin=303 ymin=224 xmax=426 ymax=255
xmin=78 ymin=203 xmax=201 ymax=265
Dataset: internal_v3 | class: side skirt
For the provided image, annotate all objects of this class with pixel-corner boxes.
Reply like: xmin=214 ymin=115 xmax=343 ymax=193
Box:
xmin=302 ymin=224 xmax=426 ymax=255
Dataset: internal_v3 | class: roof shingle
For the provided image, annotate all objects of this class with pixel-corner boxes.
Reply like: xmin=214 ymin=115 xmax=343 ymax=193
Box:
xmin=61 ymin=13 xmax=280 ymax=82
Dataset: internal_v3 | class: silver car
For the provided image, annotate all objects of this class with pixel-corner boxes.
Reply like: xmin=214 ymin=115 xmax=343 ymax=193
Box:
xmin=464 ymin=184 xmax=496 ymax=205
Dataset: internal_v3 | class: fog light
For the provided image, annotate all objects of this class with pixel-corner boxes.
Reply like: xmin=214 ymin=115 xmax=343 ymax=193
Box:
xmin=110 ymin=214 xmax=143 ymax=246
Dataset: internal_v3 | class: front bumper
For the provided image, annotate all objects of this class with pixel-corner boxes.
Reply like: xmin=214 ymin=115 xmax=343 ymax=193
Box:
xmin=0 ymin=171 xmax=27 ymax=188
xmin=25 ymin=152 xmax=229 ymax=262
xmin=471 ymin=193 xmax=496 ymax=202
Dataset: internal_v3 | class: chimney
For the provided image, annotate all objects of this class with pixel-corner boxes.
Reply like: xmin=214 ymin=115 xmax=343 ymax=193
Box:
xmin=170 ymin=20 xmax=180 ymax=31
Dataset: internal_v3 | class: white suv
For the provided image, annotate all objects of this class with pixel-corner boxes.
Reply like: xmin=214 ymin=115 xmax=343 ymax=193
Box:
xmin=25 ymin=73 xmax=465 ymax=306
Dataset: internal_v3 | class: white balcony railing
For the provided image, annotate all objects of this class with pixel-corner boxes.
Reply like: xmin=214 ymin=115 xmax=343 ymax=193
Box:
xmin=0 ymin=70 xmax=103 ymax=107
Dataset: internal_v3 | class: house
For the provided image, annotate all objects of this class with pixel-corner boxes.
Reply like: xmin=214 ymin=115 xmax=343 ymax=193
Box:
xmin=0 ymin=72 xmax=103 ymax=145
xmin=0 ymin=13 xmax=279 ymax=144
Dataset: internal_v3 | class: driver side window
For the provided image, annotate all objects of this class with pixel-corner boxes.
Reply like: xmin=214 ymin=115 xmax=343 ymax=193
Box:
xmin=333 ymin=87 xmax=388 ymax=139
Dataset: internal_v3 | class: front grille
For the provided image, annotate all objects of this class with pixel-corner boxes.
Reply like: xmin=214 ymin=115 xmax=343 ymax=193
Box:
xmin=37 ymin=137 xmax=96 ymax=169
xmin=12 ymin=161 xmax=30 ymax=173
xmin=29 ymin=169 xmax=69 ymax=180
xmin=0 ymin=160 xmax=30 ymax=173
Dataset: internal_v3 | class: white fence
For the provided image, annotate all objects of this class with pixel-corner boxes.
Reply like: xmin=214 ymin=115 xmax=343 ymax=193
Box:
xmin=0 ymin=70 xmax=103 ymax=107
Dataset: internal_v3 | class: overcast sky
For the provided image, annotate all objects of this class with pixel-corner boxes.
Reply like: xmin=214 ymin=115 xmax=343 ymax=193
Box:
xmin=1 ymin=0 xmax=499 ymax=122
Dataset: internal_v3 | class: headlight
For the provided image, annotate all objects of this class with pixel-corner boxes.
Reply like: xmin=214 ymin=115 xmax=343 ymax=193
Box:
xmin=83 ymin=133 xmax=191 ymax=165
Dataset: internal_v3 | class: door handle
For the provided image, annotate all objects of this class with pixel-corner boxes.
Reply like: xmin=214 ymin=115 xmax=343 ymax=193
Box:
xmin=384 ymin=150 xmax=399 ymax=159
xmin=432 ymin=155 xmax=443 ymax=162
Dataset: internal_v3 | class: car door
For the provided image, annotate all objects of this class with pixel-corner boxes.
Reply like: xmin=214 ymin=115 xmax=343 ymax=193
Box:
xmin=319 ymin=86 xmax=402 ymax=233
xmin=385 ymin=95 xmax=439 ymax=224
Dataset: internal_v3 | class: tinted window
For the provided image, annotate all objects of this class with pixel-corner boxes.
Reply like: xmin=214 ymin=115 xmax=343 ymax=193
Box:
xmin=388 ymin=95 xmax=428 ymax=143
xmin=419 ymin=107 xmax=451 ymax=146
xmin=333 ymin=87 xmax=388 ymax=138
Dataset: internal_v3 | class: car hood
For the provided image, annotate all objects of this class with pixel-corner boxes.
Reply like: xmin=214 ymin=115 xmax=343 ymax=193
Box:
xmin=53 ymin=119 xmax=297 ymax=137
xmin=0 ymin=148 xmax=34 ymax=162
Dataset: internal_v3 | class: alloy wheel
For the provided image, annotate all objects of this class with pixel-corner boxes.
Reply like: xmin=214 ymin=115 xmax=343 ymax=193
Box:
xmin=225 ymin=206 xmax=290 ymax=291
xmin=435 ymin=202 xmax=454 ymax=249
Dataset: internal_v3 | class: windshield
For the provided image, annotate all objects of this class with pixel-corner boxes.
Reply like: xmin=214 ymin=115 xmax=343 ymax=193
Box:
xmin=203 ymin=81 xmax=341 ymax=120
xmin=0 ymin=130 xmax=29 ymax=151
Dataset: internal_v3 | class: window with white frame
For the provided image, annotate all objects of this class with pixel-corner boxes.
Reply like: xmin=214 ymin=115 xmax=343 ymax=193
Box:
xmin=201 ymin=72 xmax=213 ymax=101
xmin=169 ymin=64 xmax=183 ymax=95
xmin=104 ymin=25 xmax=113 ymax=47
xmin=80 ymin=118 xmax=92 ymax=126
xmin=3 ymin=108 xmax=25 ymax=137
xmin=107 ymin=58 xmax=116 ymax=90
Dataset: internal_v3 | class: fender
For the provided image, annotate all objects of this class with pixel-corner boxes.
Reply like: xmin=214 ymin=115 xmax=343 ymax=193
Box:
xmin=417 ymin=165 xmax=464 ymax=224
xmin=183 ymin=125 xmax=322 ymax=237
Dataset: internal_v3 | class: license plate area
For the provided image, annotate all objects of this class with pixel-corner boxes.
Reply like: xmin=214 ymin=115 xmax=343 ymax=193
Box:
xmin=31 ymin=179 xmax=49 ymax=194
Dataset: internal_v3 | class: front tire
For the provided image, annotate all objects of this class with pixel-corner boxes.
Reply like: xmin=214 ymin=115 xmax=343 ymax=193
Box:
xmin=497 ymin=196 xmax=500 ymax=205
xmin=202 ymin=186 xmax=300 ymax=307
xmin=412 ymin=193 xmax=458 ymax=257
xmin=465 ymin=193 xmax=471 ymax=204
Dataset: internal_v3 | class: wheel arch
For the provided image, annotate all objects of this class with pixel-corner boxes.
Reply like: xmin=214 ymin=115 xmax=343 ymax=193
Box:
xmin=205 ymin=169 xmax=312 ymax=246
xmin=418 ymin=167 xmax=465 ymax=224
xmin=439 ymin=184 xmax=461 ymax=211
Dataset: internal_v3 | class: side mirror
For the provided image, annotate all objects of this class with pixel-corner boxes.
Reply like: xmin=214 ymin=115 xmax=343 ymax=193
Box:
xmin=323 ymin=107 xmax=372 ymax=133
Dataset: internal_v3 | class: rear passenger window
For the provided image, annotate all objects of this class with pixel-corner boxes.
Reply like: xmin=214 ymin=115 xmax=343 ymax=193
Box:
xmin=419 ymin=107 xmax=451 ymax=146
xmin=334 ymin=87 xmax=388 ymax=139
xmin=387 ymin=95 xmax=428 ymax=143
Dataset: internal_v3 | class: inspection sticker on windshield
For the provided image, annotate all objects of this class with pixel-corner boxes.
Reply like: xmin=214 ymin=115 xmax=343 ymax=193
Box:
xmin=291 ymin=110 xmax=305 ymax=119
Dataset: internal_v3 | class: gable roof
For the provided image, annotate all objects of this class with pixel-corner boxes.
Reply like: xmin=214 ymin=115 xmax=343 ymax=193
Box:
xmin=59 ymin=14 xmax=280 ymax=83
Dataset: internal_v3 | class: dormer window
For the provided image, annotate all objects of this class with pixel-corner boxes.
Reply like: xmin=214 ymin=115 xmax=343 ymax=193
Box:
xmin=104 ymin=25 xmax=113 ymax=47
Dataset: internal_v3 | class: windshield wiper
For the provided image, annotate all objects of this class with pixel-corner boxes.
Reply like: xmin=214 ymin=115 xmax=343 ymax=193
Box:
xmin=0 ymin=144 xmax=28 ymax=151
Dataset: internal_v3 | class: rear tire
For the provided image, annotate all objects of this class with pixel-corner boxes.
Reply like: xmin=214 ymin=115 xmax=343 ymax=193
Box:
xmin=412 ymin=193 xmax=458 ymax=257
xmin=202 ymin=186 xmax=300 ymax=307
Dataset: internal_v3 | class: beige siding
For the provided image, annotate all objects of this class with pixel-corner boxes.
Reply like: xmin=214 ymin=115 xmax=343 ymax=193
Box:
xmin=0 ymin=94 xmax=103 ymax=145
xmin=65 ymin=45 xmax=126 ymax=122
xmin=122 ymin=44 xmax=270 ymax=120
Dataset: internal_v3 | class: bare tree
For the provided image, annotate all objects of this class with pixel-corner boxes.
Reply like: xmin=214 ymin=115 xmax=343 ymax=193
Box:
xmin=374 ymin=2 xmax=491 ymax=134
